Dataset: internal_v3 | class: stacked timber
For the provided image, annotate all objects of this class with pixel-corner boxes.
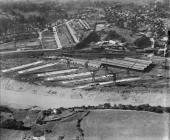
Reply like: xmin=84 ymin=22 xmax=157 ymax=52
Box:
xmin=62 ymin=75 xmax=112 ymax=84
xmin=18 ymin=63 xmax=59 ymax=74
xmin=76 ymin=77 xmax=141 ymax=89
xmin=36 ymin=69 xmax=78 ymax=77
xmin=1 ymin=61 xmax=44 ymax=73
xmin=68 ymin=58 xmax=101 ymax=68
xmin=124 ymin=57 xmax=152 ymax=65
xmin=100 ymin=57 xmax=152 ymax=71
xmin=45 ymin=72 xmax=91 ymax=81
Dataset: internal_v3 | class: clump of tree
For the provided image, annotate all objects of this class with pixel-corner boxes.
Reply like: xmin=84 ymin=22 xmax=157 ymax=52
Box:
xmin=104 ymin=30 xmax=126 ymax=42
xmin=73 ymin=103 xmax=170 ymax=114
xmin=31 ymin=124 xmax=45 ymax=137
xmin=0 ymin=1 xmax=68 ymax=37
xmin=0 ymin=106 xmax=13 ymax=113
xmin=0 ymin=119 xmax=30 ymax=130
xmin=0 ymin=2 xmax=39 ymax=13
xmin=84 ymin=60 xmax=100 ymax=82
xmin=134 ymin=36 xmax=151 ymax=48
xmin=74 ymin=31 xmax=100 ymax=50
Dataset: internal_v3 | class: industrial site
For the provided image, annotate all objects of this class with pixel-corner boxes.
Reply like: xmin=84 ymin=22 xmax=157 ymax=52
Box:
xmin=0 ymin=0 xmax=170 ymax=140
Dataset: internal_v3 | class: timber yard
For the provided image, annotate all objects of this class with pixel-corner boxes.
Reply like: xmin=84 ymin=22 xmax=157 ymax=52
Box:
xmin=0 ymin=0 xmax=170 ymax=140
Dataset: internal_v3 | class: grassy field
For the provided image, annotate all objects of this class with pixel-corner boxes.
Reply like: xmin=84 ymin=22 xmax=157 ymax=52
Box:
xmin=0 ymin=109 xmax=169 ymax=140
xmin=0 ymin=129 xmax=26 ymax=140
xmin=99 ymin=0 xmax=156 ymax=4
xmin=50 ymin=0 xmax=158 ymax=5
xmin=0 ymin=39 xmax=41 ymax=52
xmin=81 ymin=110 xmax=170 ymax=140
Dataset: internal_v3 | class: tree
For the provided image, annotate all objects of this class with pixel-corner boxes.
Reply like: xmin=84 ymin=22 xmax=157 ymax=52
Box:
xmin=66 ymin=59 xmax=71 ymax=69
xmin=134 ymin=36 xmax=152 ymax=48
xmin=75 ymin=31 xmax=100 ymax=49
xmin=104 ymin=103 xmax=111 ymax=109
xmin=90 ymin=69 xmax=98 ymax=82
xmin=58 ymin=135 xmax=64 ymax=140
xmin=106 ymin=69 xmax=116 ymax=85
xmin=84 ymin=60 xmax=89 ymax=70
xmin=111 ymin=72 xmax=116 ymax=84
xmin=102 ymin=66 xmax=116 ymax=84
xmin=84 ymin=61 xmax=100 ymax=82
xmin=103 ymin=65 xmax=109 ymax=76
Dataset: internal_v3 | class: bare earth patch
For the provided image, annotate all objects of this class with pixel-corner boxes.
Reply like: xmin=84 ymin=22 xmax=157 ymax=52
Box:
xmin=0 ymin=77 xmax=170 ymax=109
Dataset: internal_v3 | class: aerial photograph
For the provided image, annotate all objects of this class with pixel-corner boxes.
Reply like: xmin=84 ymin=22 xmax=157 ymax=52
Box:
xmin=0 ymin=0 xmax=170 ymax=139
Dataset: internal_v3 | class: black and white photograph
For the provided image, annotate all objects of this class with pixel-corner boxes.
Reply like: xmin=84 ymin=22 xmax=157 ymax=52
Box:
xmin=0 ymin=0 xmax=170 ymax=139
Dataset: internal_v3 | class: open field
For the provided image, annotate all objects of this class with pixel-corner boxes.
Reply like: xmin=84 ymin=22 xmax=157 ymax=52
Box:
xmin=0 ymin=129 xmax=26 ymax=140
xmin=92 ymin=0 xmax=162 ymax=5
xmin=57 ymin=23 xmax=75 ymax=47
xmin=42 ymin=30 xmax=58 ymax=49
xmin=81 ymin=110 xmax=170 ymax=140
xmin=0 ymin=109 xmax=169 ymax=140
xmin=3 ymin=0 xmax=162 ymax=5
xmin=0 ymin=39 xmax=41 ymax=52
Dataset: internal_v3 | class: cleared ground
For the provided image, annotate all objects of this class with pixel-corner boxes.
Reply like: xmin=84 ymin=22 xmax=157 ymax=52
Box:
xmin=1 ymin=76 xmax=170 ymax=110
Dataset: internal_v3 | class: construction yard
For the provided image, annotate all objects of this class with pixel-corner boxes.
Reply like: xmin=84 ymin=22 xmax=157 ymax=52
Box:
xmin=1 ymin=54 xmax=170 ymax=108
